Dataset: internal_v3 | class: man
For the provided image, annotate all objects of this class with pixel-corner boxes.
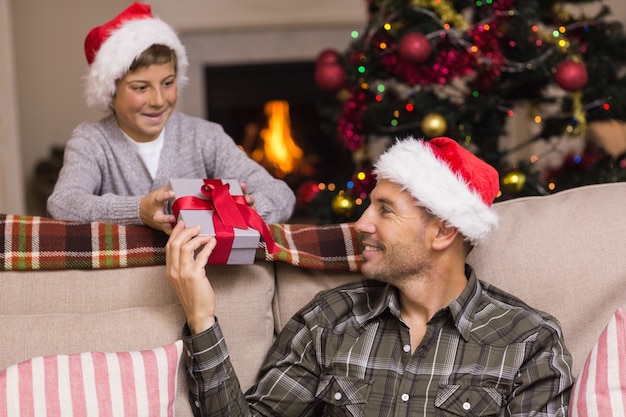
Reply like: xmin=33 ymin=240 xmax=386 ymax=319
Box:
xmin=166 ymin=136 xmax=573 ymax=416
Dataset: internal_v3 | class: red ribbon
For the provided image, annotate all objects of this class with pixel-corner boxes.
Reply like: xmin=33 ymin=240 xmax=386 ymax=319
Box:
xmin=171 ymin=179 xmax=278 ymax=264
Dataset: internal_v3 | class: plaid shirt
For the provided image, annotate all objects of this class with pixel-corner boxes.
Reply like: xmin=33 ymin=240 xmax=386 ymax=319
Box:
xmin=183 ymin=267 xmax=572 ymax=417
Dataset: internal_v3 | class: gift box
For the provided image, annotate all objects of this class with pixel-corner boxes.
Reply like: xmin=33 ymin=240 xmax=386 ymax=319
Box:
xmin=168 ymin=178 xmax=276 ymax=265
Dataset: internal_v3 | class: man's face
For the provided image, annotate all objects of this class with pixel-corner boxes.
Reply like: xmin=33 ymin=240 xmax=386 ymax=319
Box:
xmin=354 ymin=179 xmax=437 ymax=284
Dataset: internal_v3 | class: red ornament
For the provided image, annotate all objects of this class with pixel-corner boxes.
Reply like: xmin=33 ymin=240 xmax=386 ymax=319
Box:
xmin=296 ymin=180 xmax=321 ymax=208
xmin=398 ymin=32 xmax=432 ymax=64
xmin=555 ymin=59 xmax=588 ymax=92
xmin=315 ymin=62 xmax=346 ymax=92
xmin=349 ymin=50 xmax=366 ymax=65
xmin=316 ymin=48 xmax=341 ymax=67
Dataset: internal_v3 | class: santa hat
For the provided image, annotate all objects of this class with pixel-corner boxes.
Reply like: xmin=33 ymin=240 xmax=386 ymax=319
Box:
xmin=373 ymin=136 xmax=500 ymax=245
xmin=83 ymin=2 xmax=188 ymax=112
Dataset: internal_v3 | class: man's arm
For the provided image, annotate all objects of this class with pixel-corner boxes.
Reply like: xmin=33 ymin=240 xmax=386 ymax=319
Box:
xmin=165 ymin=222 xmax=323 ymax=417
xmin=166 ymin=221 xmax=247 ymax=416
xmin=507 ymin=322 xmax=573 ymax=417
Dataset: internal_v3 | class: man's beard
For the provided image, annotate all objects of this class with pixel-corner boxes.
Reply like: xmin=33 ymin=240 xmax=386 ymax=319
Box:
xmin=361 ymin=251 xmax=431 ymax=286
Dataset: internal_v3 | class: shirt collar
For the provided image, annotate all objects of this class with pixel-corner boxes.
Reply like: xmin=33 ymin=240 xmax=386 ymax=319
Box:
xmin=445 ymin=265 xmax=482 ymax=342
xmin=361 ymin=265 xmax=482 ymax=342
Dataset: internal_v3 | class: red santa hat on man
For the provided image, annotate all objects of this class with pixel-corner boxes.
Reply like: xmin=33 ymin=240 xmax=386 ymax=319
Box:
xmin=374 ymin=136 xmax=500 ymax=245
xmin=83 ymin=2 xmax=188 ymax=112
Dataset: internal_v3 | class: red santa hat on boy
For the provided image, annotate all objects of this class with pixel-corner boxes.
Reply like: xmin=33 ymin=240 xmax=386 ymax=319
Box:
xmin=83 ymin=2 xmax=188 ymax=112
xmin=374 ymin=136 xmax=500 ymax=245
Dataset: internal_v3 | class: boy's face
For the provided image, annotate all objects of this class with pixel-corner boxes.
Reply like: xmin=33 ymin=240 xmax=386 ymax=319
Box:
xmin=112 ymin=62 xmax=177 ymax=143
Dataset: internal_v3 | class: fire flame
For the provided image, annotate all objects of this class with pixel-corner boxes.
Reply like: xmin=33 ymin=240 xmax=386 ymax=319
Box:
xmin=260 ymin=100 xmax=303 ymax=175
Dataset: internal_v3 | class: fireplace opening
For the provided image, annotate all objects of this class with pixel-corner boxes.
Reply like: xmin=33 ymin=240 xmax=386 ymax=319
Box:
xmin=204 ymin=61 xmax=354 ymax=193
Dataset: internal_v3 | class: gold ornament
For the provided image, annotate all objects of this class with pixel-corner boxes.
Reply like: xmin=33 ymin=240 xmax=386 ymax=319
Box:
xmin=411 ymin=0 xmax=468 ymax=29
xmin=421 ymin=113 xmax=447 ymax=137
xmin=569 ymin=91 xmax=587 ymax=137
xmin=352 ymin=146 xmax=371 ymax=166
xmin=331 ymin=193 xmax=355 ymax=217
xmin=337 ymin=88 xmax=351 ymax=103
xmin=502 ymin=170 xmax=527 ymax=194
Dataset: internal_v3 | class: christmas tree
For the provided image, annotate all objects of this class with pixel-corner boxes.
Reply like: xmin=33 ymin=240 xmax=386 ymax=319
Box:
xmin=303 ymin=0 xmax=626 ymax=223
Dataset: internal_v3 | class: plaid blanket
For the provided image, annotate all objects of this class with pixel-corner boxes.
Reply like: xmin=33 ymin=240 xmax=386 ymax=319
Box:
xmin=0 ymin=214 xmax=362 ymax=272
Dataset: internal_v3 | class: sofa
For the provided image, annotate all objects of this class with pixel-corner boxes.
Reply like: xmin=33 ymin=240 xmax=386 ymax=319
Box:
xmin=1 ymin=182 xmax=625 ymax=416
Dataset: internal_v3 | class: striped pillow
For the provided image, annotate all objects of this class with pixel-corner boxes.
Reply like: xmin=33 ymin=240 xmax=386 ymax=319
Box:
xmin=570 ymin=308 xmax=626 ymax=417
xmin=0 ymin=340 xmax=182 ymax=417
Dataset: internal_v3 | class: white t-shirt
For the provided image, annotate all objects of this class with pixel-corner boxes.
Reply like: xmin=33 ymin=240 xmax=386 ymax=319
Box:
xmin=124 ymin=129 xmax=164 ymax=179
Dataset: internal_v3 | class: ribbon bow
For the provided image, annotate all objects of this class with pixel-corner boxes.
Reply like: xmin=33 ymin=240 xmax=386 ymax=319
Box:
xmin=171 ymin=179 xmax=278 ymax=263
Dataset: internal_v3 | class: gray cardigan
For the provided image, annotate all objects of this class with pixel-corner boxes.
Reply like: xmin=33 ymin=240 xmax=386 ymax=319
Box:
xmin=47 ymin=112 xmax=295 ymax=225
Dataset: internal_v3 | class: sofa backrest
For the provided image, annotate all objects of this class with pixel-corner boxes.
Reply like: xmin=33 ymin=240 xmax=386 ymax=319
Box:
xmin=469 ymin=182 xmax=626 ymax=377
xmin=1 ymin=182 xmax=624 ymax=415
xmin=0 ymin=263 xmax=275 ymax=417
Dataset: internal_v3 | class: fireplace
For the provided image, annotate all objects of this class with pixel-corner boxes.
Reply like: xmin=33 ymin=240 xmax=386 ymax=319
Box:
xmin=204 ymin=61 xmax=354 ymax=190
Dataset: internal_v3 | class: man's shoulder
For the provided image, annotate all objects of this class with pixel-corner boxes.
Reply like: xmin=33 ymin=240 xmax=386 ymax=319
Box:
xmin=478 ymin=279 xmax=545 ymax=314
xmin=473 ymin=279 xmax=565 ymax=343
xmin=301 ymin=279 xmax=387 ymax=326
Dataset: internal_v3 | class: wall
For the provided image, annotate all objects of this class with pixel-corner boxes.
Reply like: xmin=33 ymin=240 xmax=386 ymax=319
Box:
xmin=7 ymin=0 xmax=626 ymax=215
xmin=0 ymin=0 xmax=24 ymax=213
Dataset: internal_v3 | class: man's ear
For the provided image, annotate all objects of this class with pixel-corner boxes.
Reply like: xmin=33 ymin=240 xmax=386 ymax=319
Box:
xmin=431 ymin=221 xmax=459 ymax=251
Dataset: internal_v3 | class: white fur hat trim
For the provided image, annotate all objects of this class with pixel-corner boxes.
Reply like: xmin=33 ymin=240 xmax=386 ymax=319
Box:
xmin=374 ymin=136 xmax=499 ymax=245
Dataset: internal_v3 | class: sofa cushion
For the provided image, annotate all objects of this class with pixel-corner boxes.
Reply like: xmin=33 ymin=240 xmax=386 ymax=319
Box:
xmin=468 ymin=183 xmax=626 ymax=377
xmin=0 ymin=304 xmax=193 ymax=416
xmin=0 ymin=262 xmax=276 ymax=417
xmin=0 ymin=340 xmax=182 ymax=417
xmin=569 ymin=307 xmax=626 ymax=416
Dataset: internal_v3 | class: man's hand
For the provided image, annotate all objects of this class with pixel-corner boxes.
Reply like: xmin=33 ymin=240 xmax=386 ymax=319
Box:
xmin=140 ymin=185 xmax=176 ymax=234
xmin=165 ymin=221 xmax=218 ymax=335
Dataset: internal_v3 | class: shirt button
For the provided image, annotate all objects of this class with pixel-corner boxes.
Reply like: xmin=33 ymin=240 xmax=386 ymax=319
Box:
xmin=403 ymin=344 xmax=411 ymax=353
xmin=334 ymin=392 xmax=342 ymax=401
xmin=401 ymin=393 xmax=409 ymax=402
xmin=463 ymin=401 xmax=471 ymax=410
xmin=194 ymin=400 xmax=200 ymax=408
